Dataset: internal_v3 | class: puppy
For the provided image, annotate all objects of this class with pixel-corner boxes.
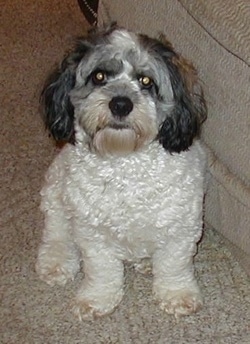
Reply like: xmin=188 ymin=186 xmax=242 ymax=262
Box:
xmin=36 ymin=25 xmax=207 ymax=320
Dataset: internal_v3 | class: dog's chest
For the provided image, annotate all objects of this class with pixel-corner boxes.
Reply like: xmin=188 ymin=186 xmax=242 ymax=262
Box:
xmin=69 ymin=147 xmax=168 ymax=228
xmin=59 ymin=142 xmax=204 ymax=257
xmin=64 ymin=148 xmax=171 ymax=257
xmin=63 ymin=144 xmax=182 ymax=236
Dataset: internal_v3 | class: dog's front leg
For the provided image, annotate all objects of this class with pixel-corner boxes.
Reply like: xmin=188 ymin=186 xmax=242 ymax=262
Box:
xmin=152 ymin=240 xmax=202 ymax=318
xmin=72 ymin=245 xmax=124 ymax=321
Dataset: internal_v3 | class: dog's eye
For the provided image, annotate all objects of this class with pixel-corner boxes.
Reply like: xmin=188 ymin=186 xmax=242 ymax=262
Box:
xmin=92 ymin=71 xmax=107 ymax=85
xmin=139 ymin=76 xmax=154 ymax=89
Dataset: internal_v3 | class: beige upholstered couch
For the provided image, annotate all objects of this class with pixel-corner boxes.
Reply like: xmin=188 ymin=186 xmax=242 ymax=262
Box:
xmin=98 ymin=0 xmax=250 ymax=275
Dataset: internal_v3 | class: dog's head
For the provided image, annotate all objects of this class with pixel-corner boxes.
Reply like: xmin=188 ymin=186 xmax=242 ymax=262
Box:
xmin=42 ymin=25 xmax=206 ymax=155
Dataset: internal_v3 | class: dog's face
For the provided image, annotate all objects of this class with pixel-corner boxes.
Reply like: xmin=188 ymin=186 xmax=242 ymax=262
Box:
xmin=42 ymin=26 xmax=206 ymax=155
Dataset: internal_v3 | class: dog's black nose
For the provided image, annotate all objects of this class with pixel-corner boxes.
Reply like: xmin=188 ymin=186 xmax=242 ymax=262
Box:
xmin=109 ymin=96 xmax=133 ymax=117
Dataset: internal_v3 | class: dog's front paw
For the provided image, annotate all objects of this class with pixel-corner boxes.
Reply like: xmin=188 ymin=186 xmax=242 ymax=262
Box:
xmin=71 ymin=289 xmax=124 ymax=321
xmin=36 ymin=242 xmax=80 ymax=286
xmin=156 ymin=289 xmax=203 ymax=318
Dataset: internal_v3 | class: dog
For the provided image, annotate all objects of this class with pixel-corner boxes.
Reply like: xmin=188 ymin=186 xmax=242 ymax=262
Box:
xmin=36 ymin=25 xmax=207 ymax=320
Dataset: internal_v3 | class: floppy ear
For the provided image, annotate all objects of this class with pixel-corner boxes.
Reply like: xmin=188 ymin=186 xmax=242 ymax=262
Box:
xmin=41 ymin=41 xmax=91 ymax=143
xmin=157 ymin=37 xmax=207 ymax=153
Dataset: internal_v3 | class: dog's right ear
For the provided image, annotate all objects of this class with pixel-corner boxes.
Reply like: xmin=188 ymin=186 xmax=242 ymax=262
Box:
xmin=41 ymin=41 xmax=91 ymax=143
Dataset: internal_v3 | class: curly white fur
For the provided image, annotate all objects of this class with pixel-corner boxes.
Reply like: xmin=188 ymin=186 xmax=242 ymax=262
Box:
xmin=36 ymin=27 xmax=207 ymax=320
xmin=36 ymin=139 xmax=206 ymax=319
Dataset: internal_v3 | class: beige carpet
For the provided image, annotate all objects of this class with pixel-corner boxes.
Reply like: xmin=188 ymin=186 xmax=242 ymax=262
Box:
xmin=0 ymin=1 xmax=250 ymax=343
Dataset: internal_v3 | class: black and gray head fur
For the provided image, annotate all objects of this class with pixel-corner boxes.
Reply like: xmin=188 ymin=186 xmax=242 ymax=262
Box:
xmin=41 ymin=25 xmax=206 ymax=155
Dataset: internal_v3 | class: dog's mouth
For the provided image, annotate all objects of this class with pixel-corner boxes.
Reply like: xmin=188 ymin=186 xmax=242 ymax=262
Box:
xmin=109 ymin=123 xmax=130 ymax=130
xmin=97 ymin=121 xmax=131 ymax=131
xmin=92 ymin=124 xmax=138 ymax=156
xmin=91 ymin=117 xmax=156 ymax=156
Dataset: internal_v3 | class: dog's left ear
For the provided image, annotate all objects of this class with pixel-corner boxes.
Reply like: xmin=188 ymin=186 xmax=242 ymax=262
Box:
xmin=41 ymin=40 xmax=91 ymax=143
xmin=157 ymin=37 xmax=207 ymax=153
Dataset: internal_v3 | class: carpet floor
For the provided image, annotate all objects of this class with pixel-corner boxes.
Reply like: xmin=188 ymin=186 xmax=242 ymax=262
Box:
xmin=0 ymin=1 xmax=249 ymax=343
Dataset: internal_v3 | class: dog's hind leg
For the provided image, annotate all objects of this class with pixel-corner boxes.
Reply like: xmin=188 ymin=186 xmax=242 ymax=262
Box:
xmin=36 ymin=209 xmax=81 ymax=286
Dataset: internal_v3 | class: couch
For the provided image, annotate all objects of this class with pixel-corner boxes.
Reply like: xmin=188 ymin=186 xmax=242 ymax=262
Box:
xmin=97 ymin=0 xmax=250 ymax=275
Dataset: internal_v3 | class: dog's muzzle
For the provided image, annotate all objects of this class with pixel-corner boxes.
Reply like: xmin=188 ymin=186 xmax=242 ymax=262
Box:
xmin=109 ymin=96 xmax=133 ymax=118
